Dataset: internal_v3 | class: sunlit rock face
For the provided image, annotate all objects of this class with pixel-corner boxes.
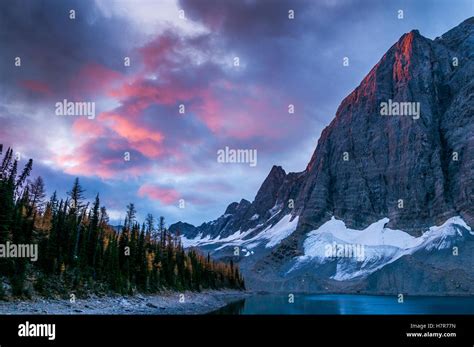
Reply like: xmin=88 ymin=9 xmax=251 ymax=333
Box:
xmin=297 ymin=19 xmax=473 ymax=236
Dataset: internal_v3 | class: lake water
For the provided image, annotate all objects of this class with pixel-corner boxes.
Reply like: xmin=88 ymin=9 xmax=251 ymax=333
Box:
xmin=212 ymin=294 xmax=474 ymax=314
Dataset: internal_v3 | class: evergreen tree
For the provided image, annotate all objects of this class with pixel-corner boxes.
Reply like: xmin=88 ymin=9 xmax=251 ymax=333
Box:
xmin=0 ymin=147 xmax=245 ymax=299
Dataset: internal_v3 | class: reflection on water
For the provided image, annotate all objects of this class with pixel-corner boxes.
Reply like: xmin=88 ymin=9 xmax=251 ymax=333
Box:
xmin=210 ymin=299 xmax=246 ymax=315
xmin=210 ymin=294 xmax=474 ymax=315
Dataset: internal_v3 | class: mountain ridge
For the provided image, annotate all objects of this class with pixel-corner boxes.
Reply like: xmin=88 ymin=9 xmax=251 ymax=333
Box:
xmin=170 ymin=18 xmax=474 ymax=294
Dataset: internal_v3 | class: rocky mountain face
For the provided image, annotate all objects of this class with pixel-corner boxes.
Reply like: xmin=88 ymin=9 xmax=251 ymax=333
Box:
xmin=170 ymin=18 xmax=474 ymax=294
xmin=296 ymin=22 xmax=473 ymax=236
xmin=169 ymin=165 xmax=306 ymax=240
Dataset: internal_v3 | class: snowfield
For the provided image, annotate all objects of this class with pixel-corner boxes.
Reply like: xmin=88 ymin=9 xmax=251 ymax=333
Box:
xmin=180 ymin=214 xmax=299 ymax=251
xmin=181 ymin=211 xmax=472 ymax=283
xmin=289 ymin=216 xmax=471 ymax=280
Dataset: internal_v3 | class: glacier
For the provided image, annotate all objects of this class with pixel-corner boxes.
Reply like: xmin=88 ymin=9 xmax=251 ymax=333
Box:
xmin=289 ymin=216 xmax=472 ymax=281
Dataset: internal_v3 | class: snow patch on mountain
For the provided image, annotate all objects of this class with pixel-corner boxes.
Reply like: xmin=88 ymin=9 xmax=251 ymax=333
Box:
xmin=289 ymin=216 xmax=471 ymax=281
xmin=181 ymin=233 xmax=213 ymax=248
xmin=180 ymin=214 xmax=299 ymax=250
xmin=257 ymin=214 xmax=300 ymax=248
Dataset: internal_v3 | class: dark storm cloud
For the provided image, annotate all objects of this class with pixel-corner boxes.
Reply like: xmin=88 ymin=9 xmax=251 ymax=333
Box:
xmin=0 ymin=0 xmax=134 ymax=101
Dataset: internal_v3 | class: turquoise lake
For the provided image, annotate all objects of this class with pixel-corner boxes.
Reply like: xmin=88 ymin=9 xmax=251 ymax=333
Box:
xmin=212 ymin=294 xmax=474 ymax=314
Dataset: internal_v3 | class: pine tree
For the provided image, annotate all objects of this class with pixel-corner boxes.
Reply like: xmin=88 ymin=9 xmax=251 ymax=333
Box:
xmin=15 ymin=159 xmax=33 ymax=197
xmin=0 ymin=148 xmax=245 ymax=298
xmin=68 ymin=177 xmax=85 ymax=215
xmin=145 ymin=213 xmax=154 ymax=243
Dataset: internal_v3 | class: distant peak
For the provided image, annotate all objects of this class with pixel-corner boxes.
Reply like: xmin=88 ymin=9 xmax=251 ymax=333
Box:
xmin=239 ymin=198 xmax=251 ymax=205
xmin=461 ymin=16 xmax=474 ymax=25
xmin=398 ymin=32 xmax=416 ymax=53
xmin=398 ymin=29 xmax=425 ymax=47
xmin=224 ymin=199 xmax=251 ymax=215
xmin=224 ymin=201 xmax=239 ymax=214
xmin=269 ymin=165 xmax=286 ymax=176
xmin=438 ymin=17 xmax=473 ymax=40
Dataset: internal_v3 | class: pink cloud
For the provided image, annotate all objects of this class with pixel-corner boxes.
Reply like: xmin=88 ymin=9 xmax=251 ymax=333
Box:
xmin=19 ymin=80 xmax=52 ymax=95
xmin=100 ymin=112 xmax=163 ymax=142
xmin=192 ymin=90 xmax=223 ymax=132
xmin=54 ymin=150 xmax=117 ymax=179
xmin=131 ymin=140 xmax=164 ymax=158
xmin=55 ymin=149 xmax=151 ymax=180
xmin=72 ymin=117 xmax=106 ymax=137
xmin=138 ymin=184 xmax=180 ymax=204
xmin=98 ymin=112 xmax=165 ymax=158
xmin=48 ymin=31 xmax=301 ymax=184
xmin=108 ymin=79 xmax=199 ymax=106
xmin=191 ymin=87 xmax=290 ymax=139
xmin=51 ymin=135 xmax=153 ymax=179
xmin=71 ymin=62 xmax=123 ymax=98
xmin=139 ymin=33 xmax=182 ymax=72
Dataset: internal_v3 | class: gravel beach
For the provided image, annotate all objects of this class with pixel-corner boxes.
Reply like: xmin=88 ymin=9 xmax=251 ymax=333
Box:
xmin=0 ymin=290 xmax=247 ymax=315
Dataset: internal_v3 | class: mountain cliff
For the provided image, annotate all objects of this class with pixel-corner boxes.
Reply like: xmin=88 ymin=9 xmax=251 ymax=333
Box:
xmin=170 ymin=18 xmax=474 ymax=294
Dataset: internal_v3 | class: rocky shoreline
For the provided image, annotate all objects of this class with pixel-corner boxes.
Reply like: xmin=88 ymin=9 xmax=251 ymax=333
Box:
xmin=0 ymin=290 xmax=248 ymax=315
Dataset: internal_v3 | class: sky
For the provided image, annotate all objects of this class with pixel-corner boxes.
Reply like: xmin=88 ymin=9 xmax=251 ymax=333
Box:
xmin=0 ymin=0 xmax=472 ymax=226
